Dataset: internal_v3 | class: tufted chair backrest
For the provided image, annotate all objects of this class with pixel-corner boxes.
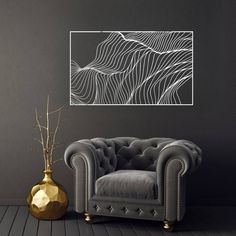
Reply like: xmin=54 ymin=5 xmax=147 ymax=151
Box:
xmin=114 ymin=137 xmax=175 ymax=171
xmin=81 ymin=137 xmax=175 ymax=177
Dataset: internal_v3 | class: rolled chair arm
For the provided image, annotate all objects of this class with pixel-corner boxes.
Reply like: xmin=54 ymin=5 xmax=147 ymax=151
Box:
xmin=64 ymin=141 xmax=97 ymax=171
xmin=64 ymin=141 xmax=99 ymax=212
xmin=65 ymin=139 xmax=117 ymax=178
xmin=156 ymin=140 xmax=202 ymax=220
xmin=157 ymin=140 xmax=202 ymax=176
xmin=64 ymin=139 xmax=119 ymax=212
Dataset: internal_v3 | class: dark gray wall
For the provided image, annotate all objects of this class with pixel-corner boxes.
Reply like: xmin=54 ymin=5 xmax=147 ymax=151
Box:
xmin=0 ymin=0 xmax=235 ymax=205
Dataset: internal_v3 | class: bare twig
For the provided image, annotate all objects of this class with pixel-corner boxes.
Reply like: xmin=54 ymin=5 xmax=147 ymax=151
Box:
xmin=53 ymin=158 xmax=63 ymax=164
xmin=48 ymin=105 xmax=64 ymax=115
xmin=53 ymin=143 xmax=65 ymax=148
xmin=33 ymin=138 xmax=43 ymax=145
xmin=46 ymin=96 xmax=50 ymax=163
xmin=34 ymin=97 xmax=63 ymax=170
xmin=50 ymin=109 xmax=62 ymax=164
xmin=35 ymin=108 xmax=46 ymax=169
xmin=35 ymin=124 xmax=47 ymax=130
xmin=35 ymin=108 xmax=45 ymax=149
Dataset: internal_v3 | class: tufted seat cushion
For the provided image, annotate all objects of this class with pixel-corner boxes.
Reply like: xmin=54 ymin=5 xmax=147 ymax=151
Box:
xmin=95 ymin=170 xmax=158 ymax=200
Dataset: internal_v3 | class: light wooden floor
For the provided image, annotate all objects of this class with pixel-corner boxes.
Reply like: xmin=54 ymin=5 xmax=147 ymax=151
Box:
xmin=0 ymin=206 xmax=235 ymax=236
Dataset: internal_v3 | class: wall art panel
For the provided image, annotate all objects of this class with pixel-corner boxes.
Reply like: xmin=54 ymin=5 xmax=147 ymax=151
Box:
xmin=70 ymin=31 xmax=193 ymax=105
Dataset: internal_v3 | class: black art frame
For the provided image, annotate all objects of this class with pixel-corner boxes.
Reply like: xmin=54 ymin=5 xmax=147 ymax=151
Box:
xmin=70 ymin=31 xmax=193 ymax=106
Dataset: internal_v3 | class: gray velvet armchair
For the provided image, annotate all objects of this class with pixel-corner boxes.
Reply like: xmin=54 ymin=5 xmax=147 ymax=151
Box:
xmin=64 ymin=137 xmax=202 ymax=231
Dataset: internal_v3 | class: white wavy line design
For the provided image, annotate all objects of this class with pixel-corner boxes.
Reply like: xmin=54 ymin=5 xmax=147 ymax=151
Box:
xmin=71 ymin=31 xmax=193 ymax=105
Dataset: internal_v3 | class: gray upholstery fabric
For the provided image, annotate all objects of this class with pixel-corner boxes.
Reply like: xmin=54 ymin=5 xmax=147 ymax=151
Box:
xmin=64 ymin=137 xmax=176 ymax=178
xmin=156 ymin=140 xmax=202 ymax=205
xmin=88 ymin=196 xmax=164 ymax=220
xmin=95 ymin=170 xmax=158 ymax=199
xmin=64 ymin=137 xmax=202 ymax=223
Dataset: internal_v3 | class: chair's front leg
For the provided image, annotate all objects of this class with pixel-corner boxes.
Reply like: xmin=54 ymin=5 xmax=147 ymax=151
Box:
xmin=84 ymin=213 xmax=93 ymax=223
xmin=163 ymin=220 xmax=174 ymax=232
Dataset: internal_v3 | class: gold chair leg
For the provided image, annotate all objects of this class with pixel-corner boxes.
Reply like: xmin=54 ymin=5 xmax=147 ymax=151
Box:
xmin=163 ymin=220 xmax=174 ymax=232
xmin=84 ymin=213 xmax=93 ymax=223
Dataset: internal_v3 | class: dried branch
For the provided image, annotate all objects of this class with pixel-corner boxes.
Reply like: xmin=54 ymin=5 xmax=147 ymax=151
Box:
xmin=48 ymin=105 xmax=64 ymax=115
xmin=50 ymin=109 xmax=62 ymax=164
xmin=46 ymin=95 xmax=50 ymax=161
xmin=35 ymin=108 xmax=46 ymax=169
xmin=33 ymin=138 xmax=43 ymax=145
xmin=53 ymin=143 xmax=65 ymax=148
xmin=35 ymin=124 xmax=47 ymax=130
xmin=53 ymin=158 xmax=63 ymax=164
xmin=35 ymin=108 xmax=45 ymax=149
xmin=34 ymin=96 xmax=64 ymax=170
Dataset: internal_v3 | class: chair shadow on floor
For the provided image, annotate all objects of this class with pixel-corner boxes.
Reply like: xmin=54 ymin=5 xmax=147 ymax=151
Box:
xmin=64 ymin=207 xmax=236 ymax=235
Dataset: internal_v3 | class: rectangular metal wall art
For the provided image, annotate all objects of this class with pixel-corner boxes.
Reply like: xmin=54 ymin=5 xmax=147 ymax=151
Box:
xmin=70 ymin=31 xmax=193 ymax=106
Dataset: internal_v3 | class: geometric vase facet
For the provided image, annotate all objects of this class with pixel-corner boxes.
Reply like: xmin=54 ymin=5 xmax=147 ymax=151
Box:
xmin=27 ymin=170 xmax=68 ymax=220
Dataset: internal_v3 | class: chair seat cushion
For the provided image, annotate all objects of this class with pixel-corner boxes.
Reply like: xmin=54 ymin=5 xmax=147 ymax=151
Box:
xmin=95 ymin=170 xmax=158 ymax=199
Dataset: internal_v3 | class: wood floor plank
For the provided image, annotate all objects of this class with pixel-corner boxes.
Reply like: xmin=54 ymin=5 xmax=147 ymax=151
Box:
xmin=0 ymin=206 xmax=8 ymax=223
xmin=92 ymin=223 xmax=109 ymax=236
xmin=117 ymin=222 xmax=137 ymax=236
xmin=78 ymin=217 xmax=94 ymax=236
xmin=130 ymin=220 xmax=152 ymax=236
xmin=0 ymin=206 xmax=18 ymax=236
xmin=9 ymin=206 xmax=29 ymax=236
xmin=104 ymin=222 xmax=123 ymax=236
xmin=204 ymin=207 xmax=236 ymax=236
xmin=65 ymin=210 xmax=80 ymax=236
xmin=52 ymin=217 xmax=65 ymax=236
xmin=178 ymin=207 xmax=207 ymax=236
xmin=140 ymin=221 xmax=166 ymax=236
xmin=37 ymin=220 xmax=51 ymax=236
xmin=23 ymin=213 xmax=39 ymax=236
xmin=188 ymin=207 xmax=221 ymax=236
xmin=218 ymin=207 xmax=236 ymax=234
xmin=1 ymin=206 xmax=236 ymax=236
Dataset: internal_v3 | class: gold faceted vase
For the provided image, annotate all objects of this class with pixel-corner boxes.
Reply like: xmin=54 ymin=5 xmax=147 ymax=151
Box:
xmin=27 ymin=170 xmax=68 ymax=220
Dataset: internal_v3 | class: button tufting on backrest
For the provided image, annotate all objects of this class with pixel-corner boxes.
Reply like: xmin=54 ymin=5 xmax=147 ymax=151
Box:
xmin=115 ymin=138 xmax=175 ymax=171
xmin=137 ymin=148 xmax=142 ymax=154
xmin=152 ymin=143 xmax=157 ymax=148
xmin=88 ymin=137 xmax=175 ymax=175
xmin=86 ymin=138 xmax=119 ymax=177
xmin=103 ymin=148 xmax=108 ymax=156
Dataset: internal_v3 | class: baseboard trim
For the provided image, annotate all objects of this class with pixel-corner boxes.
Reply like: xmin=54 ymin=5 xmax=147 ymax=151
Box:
xmin=0 ymin=198 xmax=235 ymax=206
xmin=0 ymin=198 xmax=74 ymax=206
xmin=188 ymin=198 xmax=236 ymax=206
xmin=0 ymin=199 xmax=26 ymax=205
